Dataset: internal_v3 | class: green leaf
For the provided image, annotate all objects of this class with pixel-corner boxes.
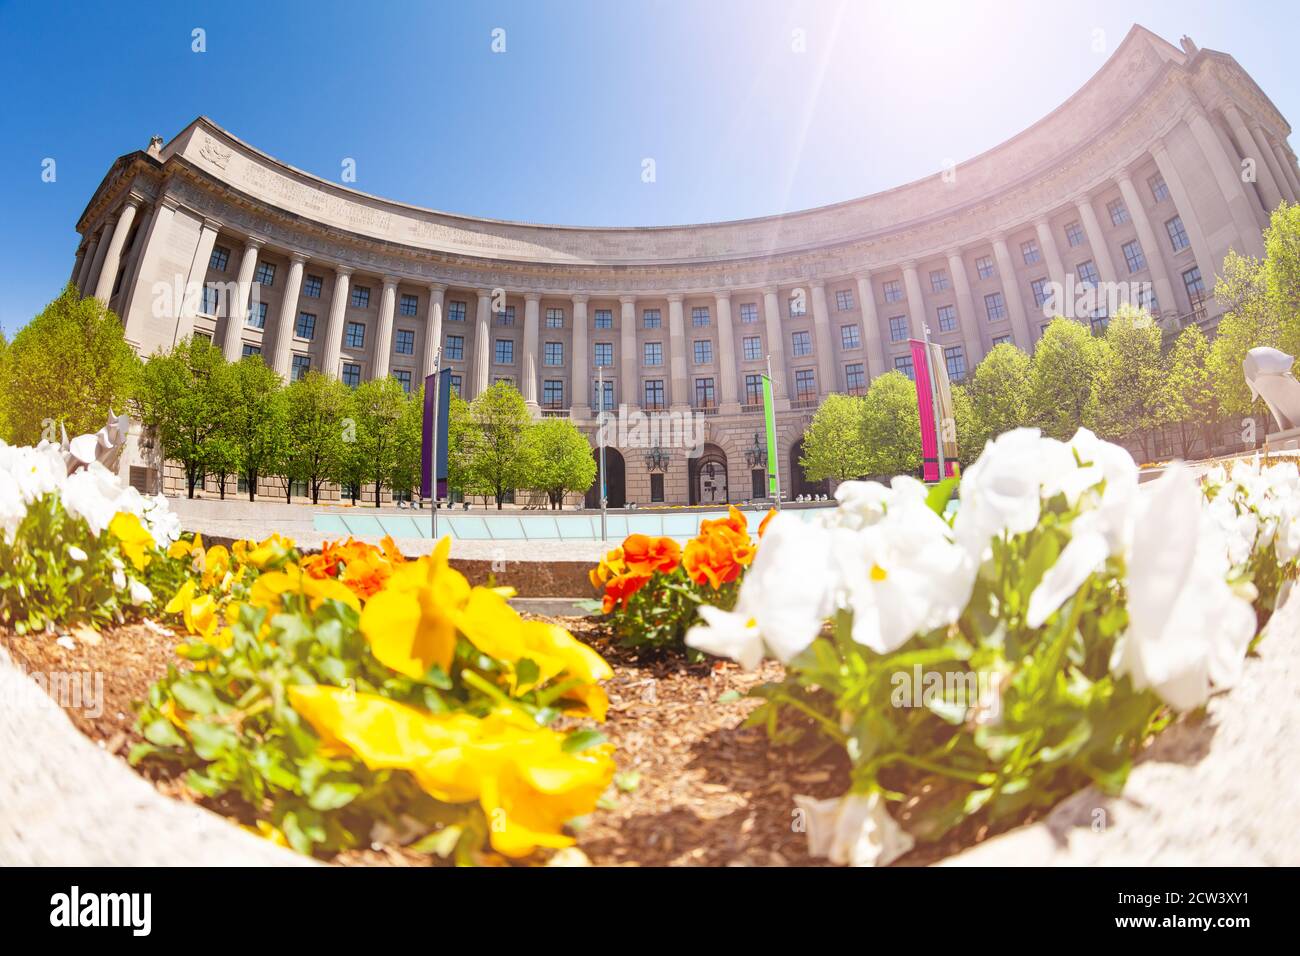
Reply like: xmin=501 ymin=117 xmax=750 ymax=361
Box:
xmin=307 ymin=781 xmax=362 ymax=811
xmin=142 ymin=717 xmax=184 ymax=748
xmin=561 ymin=729 xmax=607 ymax=754
xmin=925 ymin=476 xmax=960 ymax=517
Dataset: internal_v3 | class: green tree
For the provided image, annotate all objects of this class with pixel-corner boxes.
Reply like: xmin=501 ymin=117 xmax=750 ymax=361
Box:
xmin=389 ymin=384 xmax=426 ymax=503
xmin=0 ymin=331 xmax=10 ymax=442
xmin=445 ymin=390 xmax=475 ymax=501
xmin=965 ymin=342 xmax=1032 ymax=451
xmin=282 ymin=372 xmax=354 ymax=504
xmin=205 ymin=433 xmax=241 ymax=500
xmin=4 ymin=285 xmax=139 ymax=444
xmin=1091 ymin=305 xmax=1166 ymax=460
xmin=226 ymin=357 xmax=287 ymax=501
xmin=520 ymin=418 xmax=597 ymax=508
xmin=1028 ymin=318 xmax=1106 ymax=440
xmin=799 ymin=393 xmax=870 ymax=482
xmin=466 ymin=381 xmax=532 ymax=509
xmin=136 ymin=336 xmax=230 ymax=498
xmin=352 ymin=376 xmax=408 ymax=508
xmin=949 ymin=382 xmax=980 ymax=469
xmin=1163 ymin=324 xmax=1218 ymax=459
xmin=860 ymin=370 xmax=921 ymax=478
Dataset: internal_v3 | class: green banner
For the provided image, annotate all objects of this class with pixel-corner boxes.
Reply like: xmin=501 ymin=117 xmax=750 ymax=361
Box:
xmin=762 ymin=374 xmax=779 ymax=499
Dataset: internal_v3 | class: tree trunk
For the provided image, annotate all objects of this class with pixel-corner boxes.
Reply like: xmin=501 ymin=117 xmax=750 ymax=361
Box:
xmin=187 ymin=470 xmax=196 ymax=499
xmin=247 ymin=472 xmax=257 ymax=502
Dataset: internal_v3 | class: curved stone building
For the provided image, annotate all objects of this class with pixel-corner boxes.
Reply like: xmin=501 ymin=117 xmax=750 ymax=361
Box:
xmin=73 ymin=26 xmax=1298 ymax=505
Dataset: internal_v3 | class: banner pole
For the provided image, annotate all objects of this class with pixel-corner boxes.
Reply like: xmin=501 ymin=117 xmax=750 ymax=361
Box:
xmin=922 ymin=325 xmax=945 ymax=481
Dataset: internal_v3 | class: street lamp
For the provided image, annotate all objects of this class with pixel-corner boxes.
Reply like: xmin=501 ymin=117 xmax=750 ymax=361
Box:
xmin=645 ymin=446 xmax=670 ymax=472
xmin=744 ymin=432 xmax=765 ymax=470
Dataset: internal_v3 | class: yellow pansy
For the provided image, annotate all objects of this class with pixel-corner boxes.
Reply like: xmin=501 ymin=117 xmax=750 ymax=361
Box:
xmin=164 ymin=579 xmax=219 ymax=640
xmin=167 ymin=533 xmax=203 ymax=561
xmin=237 ymin=533 xmax=295 ymax=570
xmin=359 ymin=538 xmax=470 ymax=679
xmin=202 ymin=544 xmax=231 ymax=589
xmin=109 ymin=512 xmax=155 ymax=571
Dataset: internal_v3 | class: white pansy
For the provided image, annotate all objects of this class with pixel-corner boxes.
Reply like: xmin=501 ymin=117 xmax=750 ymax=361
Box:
xmin=954 ymin=428 xmax=1063 ymax=559
xmin=1025 ymin=530 xmax=1108 ymax=629
xmin=1063 ymin=428 xmax=1140 ymax=555
xmin=0 ymin=469 xmax=25 ymax=542
xmin=1112 ymin=465 xmax=1256 ymax=711
xmin=67 ymin=545 xmax=88 ymax=562
xmin=795 ymin=791 xmax=915 ymax=867
xmin=128 ymin=578 xmax=153 ymax=606
xmin=112 ymin=567 xmax=127 ymax=591
xmin=826 ymin=479 xmax=891 ymax=530
xmin=685 ymin=512 xmax=836 ymax=668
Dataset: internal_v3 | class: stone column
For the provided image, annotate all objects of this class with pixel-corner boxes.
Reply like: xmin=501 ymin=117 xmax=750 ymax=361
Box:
xmin=70 ymin=244 xmax=87 ymax=288
xmin=174 ymin=217 xmax=221 ymax=345
xmin=1115 ymin=172 xmax=1178 ymax=320
xmin=1271 ymin=141 xmax=1300 ymax=201
xmin=570 ymin=294 xmax=589 ymax=417
xmin=421 ymin=282 xmax=445 ymax=383
xmin=223 ymin=237 xmax=263 ymax=361
xmin=472 ymin=289 xmax=491 ymax=397
xmin=522 ymin=292 xmax=541 ymax=409
xmin=1073 ymin=195 xmax=1119 ymax=286
xmin=761 ymin=287 xmax=789 ymax=404
xmin=93 ymin=197 xmax=140 ymax=302
xmin=947 ymin=252 xmax=985 ymax=366
xmin=75 ymin=233 xmax=100 ymax=294
xmin=714 ymin=291 xmax=740 ymax=410
xmin=619 ymin=296 xmax=638 ymax=407
xmin=1034 ymin=219 xmax=1067 ymax=317
xmin=990 ymin=236 xmax=1031 ymax=348
xmin=1222 ymin=103 xmax=1285 ymax=212
xmin=121 ymin=197 xmax=178 ymax=348
xmin=321 ymin=266 xmax=352 ymax=378
xmin=272 ymin=253 xmax=308 ymax=378
xmin=667 ymin=294 xmax=688 ymax=409
xmin=1150 ymin=140 xmax=1222 ymax=296
xmin=372 ymin=276 xmax=398 ymax=380
xmin=809 ymin=281 xmax=836 ymax=393
xmin=1251 ymin=123 xmax=1295 ymax=205
xmin=84 ymin=224 xmax=113 ymax=298
xmin=901 ymin=263 xmax=927 ymax=340
xmin=1186 ymin=110 xmax=1266 ymax=257
xmin=854 ymin=273 xmax=886 ymax=378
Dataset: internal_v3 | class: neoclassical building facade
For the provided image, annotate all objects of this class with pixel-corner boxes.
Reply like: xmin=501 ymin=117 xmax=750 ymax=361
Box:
xmin=73 ymin=27 xmax=1297 ymax=506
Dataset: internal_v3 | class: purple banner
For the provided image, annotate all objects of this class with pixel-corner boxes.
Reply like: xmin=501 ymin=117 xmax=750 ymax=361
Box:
xmin=420 ymin=371 xmax=451 ymax=500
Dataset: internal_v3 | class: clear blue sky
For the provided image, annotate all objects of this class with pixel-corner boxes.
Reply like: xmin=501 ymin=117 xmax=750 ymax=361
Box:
xmin=0 ymin=0 xmax=1295 ymax=336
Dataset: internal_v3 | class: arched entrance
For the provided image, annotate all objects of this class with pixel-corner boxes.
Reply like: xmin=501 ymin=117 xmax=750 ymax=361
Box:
xmin=689 ymin=443 xmax=729 ymax=505
xmin=790 ymin=438 xmax=829 ymax=499
xmin=584 ymin=447 xmax=626 ymax=509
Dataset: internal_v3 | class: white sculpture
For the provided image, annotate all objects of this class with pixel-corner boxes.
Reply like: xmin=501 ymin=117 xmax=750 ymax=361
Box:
xmin=57 ymin=410 xmax=132 ymax=475
xmin=1243 ymin=347 xmax=1300 ymax=433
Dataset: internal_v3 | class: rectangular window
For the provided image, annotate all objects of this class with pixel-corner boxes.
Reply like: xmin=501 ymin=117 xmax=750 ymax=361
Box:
xmin=643 ymin=379 xmax=665 ymax=409
xmin=985 ymin=292 xmax=1007 ymax=321
xmin=1107 ymin=198 xmax=1129 ymax=226
xmin=495 ymin=305 xmax=515 ymax=326
xmin=393 ymin=370 xmax=412 ymax=393
xmin=739 ymin=302 xmax=759 ymax=324
xmin=840 ymin=324 xmax=861 ymax=349
xmin=345 ymin=321 xmax=365 ymax=349
xmin=342 ymin=363 xmax=361 ymax=387
xmin=248 ymin=301 xmax=268 ymax=329
xmin=1122 ymin=239 xmax=1147 ymax=273
xmin=1077 ymin=260 xmax=1099 ymax=286
xmin=693 ymin=339 xmax=713 ymax=364
xmin=742 ymin=335 xmax=762 ymax=361
xmin=445 ymin=335 xmax=464 ymax=360
xmin=692 ymin=306 xmax=711 ymax=327
xmin=894 ymin=355 xmax=915 ymax=380
xmin=399 ymin=293 xmax=418 ymax=316
xmin=650 ymin=472 xmax=665 ymax=503
xmin=883 ymin=279 xmax=903 ymax=303
xmin=930 ymin=269 xmax=950 ymax=293
xmin=594 ymin=342 xmax=613 ymax=366
xmin=973 ymin=256 xmax=994 ymax=280
xmin=1138 ymin=283 xmax=1159 ymax=314
xmin=303 ymin=274 xmax=322 ymax=298
xmin=1183 ymin=266 xmax=1206 ymax=311
xmin=493 ymin=376 xmax=514 ymax=388
xmin=944 ymin=345 xmax=967 ymax=383
xmin=254 ymin=262 xmax=276 ymax=286
xmin=694 ymin=377 xmax=716 ymax=407
xmin=395 ymin=329 xmax=415 ymax=354
xmin=936 ymin=304 xmax=957 ymax=332
xmin=449 ymin=374 xmax=462 ymax=396
xmin=1065 ymin=221 xmax=1085 ymax=247
xmin=1148 ymin=173 xmax=1170 ymax=203
xmin=835 ymin=289 xmax=855 ymax=311
xmin=209 ymin=246 xmax=230 ymax=272
xmin=1031 ymin=278 xmax=1051 ymax=308
xmin=1090 ymin=309 xmax=1110 ymax=335
xmin=351 ymin=285 xmax=371 ymax=309
xmin=793 ymin=369 xmax=816 ymax=401
xmin=642 ymin=308 xmax=662 ymax=329
xmin=545 ymin=307 xmax=564 ymax=328
xmin=544 ymin=342 xmax=564 ymax=366
xmin=1021 ymin=239 xmax=1041 ymax=265
xmin=845 ymin=362 xmax=866 ymax=395
xmin=788 ymin=294 xmax=807 ymax=317
xmin=201 ymin=285 xmax=220 ymax=315
xmin=594 ymin=309 xmax=613 ymax=329
xmin=543 ymin=380 xmax=564 ymax=408
xmin=1166 ymin=215 xmax=1190 ymax=252
xmin=888 ymin=316 xmax=908 ymax=342
xmin=643 ymin=341 xmax=663 ymax=366
xmin=296 ymin=311 xmax=316 ymax=339
xmin=992 ymin=334 xmax=1012 ymax=347
xmin=744 ymin=373 xmax=763 ymax=405
xmin=791 ymin=330 xmax=812 ymax=357
xmin=494 ymin=339 xmax=514 ymax=364
xmin=447 ymin=300 xmax=466 ymax=322
xmin=593 ymin=380 xmax=614 ymax=411
xmin=242 ymin=343 xmax=261 ymax=359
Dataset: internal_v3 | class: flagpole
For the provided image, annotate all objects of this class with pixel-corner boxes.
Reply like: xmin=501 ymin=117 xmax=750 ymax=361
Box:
xmin=922 ymin=324 xmax=945 ymax=482
xmin=430 ymin=346 xmax=442 ymax=540
xmin=597 ymin=365 xmax=607 ymax=542
xmin=766 ymin=355 xmax=782 ymax=510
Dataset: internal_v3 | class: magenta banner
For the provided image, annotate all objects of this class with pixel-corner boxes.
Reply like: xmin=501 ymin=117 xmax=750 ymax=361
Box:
xmin=909 ymin=338 xmax=957 ymax=482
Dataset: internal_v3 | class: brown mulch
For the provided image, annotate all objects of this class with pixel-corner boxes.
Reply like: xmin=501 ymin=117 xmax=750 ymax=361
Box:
xmin=2 ymin=614 xmax=1015 ymax=866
